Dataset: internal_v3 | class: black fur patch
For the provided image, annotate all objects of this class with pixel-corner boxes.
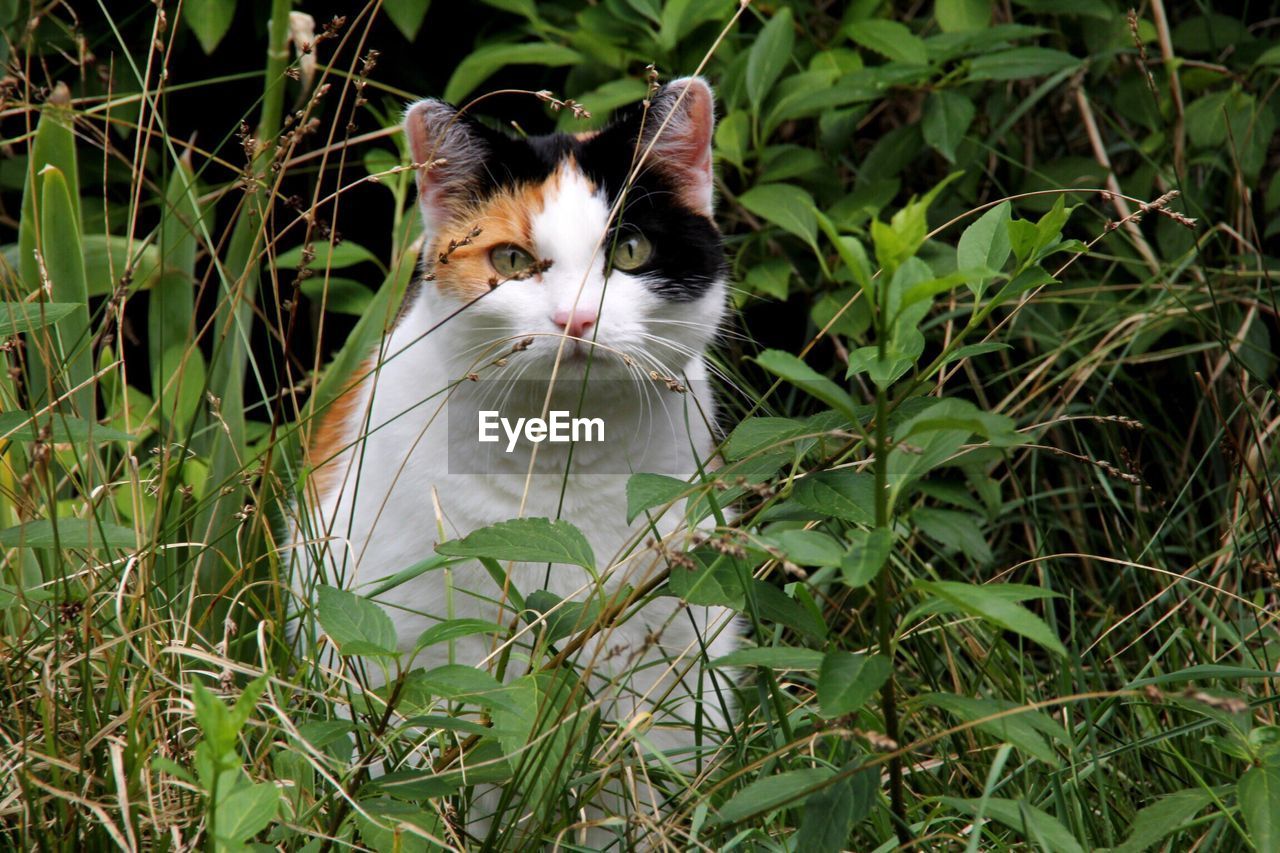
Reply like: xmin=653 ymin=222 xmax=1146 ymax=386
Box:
xmin=455 ymin=109 xmax=727 ymax=303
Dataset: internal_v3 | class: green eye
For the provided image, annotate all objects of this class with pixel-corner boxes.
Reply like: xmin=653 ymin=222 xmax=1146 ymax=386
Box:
xmin=610 ymin=231 xmax=653 ymax=271
xmin=490 ymin=244 xmax=536 ymax=277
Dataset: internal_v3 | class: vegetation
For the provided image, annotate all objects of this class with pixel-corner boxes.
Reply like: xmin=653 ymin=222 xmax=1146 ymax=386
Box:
xmin=1 ymin=0 xmax=1278 ymax=849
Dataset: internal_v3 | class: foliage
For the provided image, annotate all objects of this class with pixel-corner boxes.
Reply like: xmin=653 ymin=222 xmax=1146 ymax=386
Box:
xmin=0 ymin=0 xmax=1278 ymax=850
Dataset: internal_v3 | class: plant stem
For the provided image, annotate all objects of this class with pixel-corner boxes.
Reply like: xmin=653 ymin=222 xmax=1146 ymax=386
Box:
xmin=874 ymin=381 xmax=910 ymax=846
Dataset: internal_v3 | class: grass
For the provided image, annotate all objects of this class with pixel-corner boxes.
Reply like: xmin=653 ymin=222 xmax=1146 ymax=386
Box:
xmin=1 ymin=0 xmax=1278 ymax=851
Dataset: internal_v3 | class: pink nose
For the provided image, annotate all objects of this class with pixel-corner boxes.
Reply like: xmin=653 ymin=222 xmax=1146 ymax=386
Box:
xmin=551 ymin=307 xmax=597 ymax=339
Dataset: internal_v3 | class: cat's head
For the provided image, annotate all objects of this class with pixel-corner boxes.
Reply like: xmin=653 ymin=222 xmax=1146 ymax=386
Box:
xmin=403 ymin=78 xmax=726 ymax=381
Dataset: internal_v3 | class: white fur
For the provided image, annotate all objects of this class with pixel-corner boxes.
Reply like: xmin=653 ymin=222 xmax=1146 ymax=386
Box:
xmin=293 ymin=155 xmax=739 ymax=843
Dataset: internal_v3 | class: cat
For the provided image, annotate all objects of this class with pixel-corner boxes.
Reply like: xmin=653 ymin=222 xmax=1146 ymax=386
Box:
xmin=293 ymin=77 xmax=740 ymax=847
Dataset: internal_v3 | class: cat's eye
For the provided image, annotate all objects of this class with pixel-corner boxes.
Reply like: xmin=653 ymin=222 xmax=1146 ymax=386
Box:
xmin=610 ymin=230 xmax=653 ymax=272
xmin=490 ymin=244 xmax=536 ymax=277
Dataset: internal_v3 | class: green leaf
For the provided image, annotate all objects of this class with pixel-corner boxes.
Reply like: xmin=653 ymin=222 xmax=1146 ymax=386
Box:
xmin=712 ymin=646 xmax=824 ymax=670
xmin=383 ymin=0 xmax=430 ymax=40
xmin=717 ymin=768 xmax=834 ymax=824
xmin=0 ymin=519 xmax=135 ymax=550
xmin=669 ymin=556 xmax=745 ymax=609
xmin=315 ymin=586 xmax=399 ymax=657
xmin=845 ymin=19 xmax=928 ymax=65
xmin=792 ymin=470 xmax=876 ymax=525
xmin=767 ymin=529 xmax=845 ymax=567
xmin=943 ymin=797 xmax=1085 ymax=853
xmin=626 ymin=472 xmax=688 ymax=522
xmin=184 ymin=0 xmax=236 ymax=54
xmin=957 ymin=202 xmax=1012 ymax=297
xmin=917 ymin=580 xmax=1067 ymax=657
xmin=0 ymin=411 xmax=134 ymax=443
xmin=436 ymin=517 xmax=595 ymax=569
xmin=444 ymin=42 xmax=582 ymax=104
xmin=216 ymin=782 xmax=279 ymax=843
xmin=936 ymin=0 xmax=991 ymax=32
xmin=1112 ymin=787 xmax=1220 ymax=853
xmin=747 ymin=7 xmax=794 ymax=111
xmin=841 ymin=527 xmax=892 ymax=587
xmin=724 ymin=417 xmax=812 ymax=460
xmin=969 ymin=47 xmax=1079 ymax=81
xmin=755 ymin=350 xmax=860 ymax=422
xmin=300 ymin=277 xmax=374 ymax=316
xmin=913 ymin=507 xmax=992 ymax=564
xmin=524 ymin=589 xmax=601 ymax=643
xmin=413 ymin=618 xmax=506 ymax=652
xmin=940 ymin=342 xmax=1011 ymax=366
xmin=818 ymin=652 xmax=891 ymax=717
xmin=1240 ymin=765 xmax=1280 ymax=853
xmin=276 ymin=240 xmax=378 ymax=271
xmin=922 ymin=91 xmax=975 ymax=162
xmin=922 ymin=693 xmax=1065 ymax=766
xmin=797 ymin=766 xmax=876 ymax=852
xmin=37 ymin=166 xmax=93 ymax=418
xmin=739 ymin=183 xmax=818 ymax=246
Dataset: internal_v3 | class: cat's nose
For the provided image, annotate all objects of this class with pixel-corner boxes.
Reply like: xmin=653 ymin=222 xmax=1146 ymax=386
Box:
xmin=551 ymin=307 xmax=597 ymax=339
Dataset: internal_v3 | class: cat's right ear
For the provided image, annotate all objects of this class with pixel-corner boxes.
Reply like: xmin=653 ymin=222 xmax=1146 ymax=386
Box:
xmin=403 ymin=99 xmax=487 ymax=231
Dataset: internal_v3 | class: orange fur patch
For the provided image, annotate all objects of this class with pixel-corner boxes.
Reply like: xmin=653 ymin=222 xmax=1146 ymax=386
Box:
xmin=306 ymin=356 xmax=373 ymax=501
xmin=429 ymin=169 xmax=572 ymax=298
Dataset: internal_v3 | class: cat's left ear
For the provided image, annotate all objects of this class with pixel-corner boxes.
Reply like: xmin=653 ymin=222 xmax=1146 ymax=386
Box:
xmin=641 ymin=77 xmax=716 ymax=216
xmin=403 ymin=98 xmax=489 ymax=233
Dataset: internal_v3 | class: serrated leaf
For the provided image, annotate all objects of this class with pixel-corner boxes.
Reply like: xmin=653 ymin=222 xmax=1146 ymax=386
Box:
xmin=922 ymin=90 xmax=975 ymax=162
xmin=747 ymin=7 xmax=794 ymax=110
xmin=922 ymin=693 xmax=1064 ymax=766
xmin=845 ymin=19 xmax=928 ymax=65
xmin=958 ymin=202 xmax=1011 ymax=297
xmin=917 ymin=580 xmax=1066 ymax=657
xmin=717 ymin=768 xmax=834 ymax=824
xmin=436 ymin=517 xmax=594 ymax=569
xmin=797 ymin=766 xmax=876 ymax=852
xmin=767 ymin=528 xmax=845 ymax=567
xmin=315 ymin=586 xmax=399 ymax=657
xmin=216 ymin=782 xmax=279 ymax=843
xmin=841 ymin=527 xmax=892 ymax=587
xmin=755 ymin=350 xmax=859 ymax=422
xmin=413 ymin=618 xmax=506 ymax=652
xmin=936 ymin=0 xmax=991 ymax=32
xmin=818 ymin=652 xmax=891 ymax=717
xmin=792 ymin=470 xmax=876 ymax=525
xmin=712 ymin=646 xmax=824 ymax=670
xmin=1239 ymin=765 xmax=1280 ymax=853
xmin=626 ymin=472 xmax=688 ymax=522
xmin=444 ymin=42 xmax=582 ymax=104
xmin=739 ymin=183 xmax=818 ymax=246
xmin=1112 ymin=787 xmax=1220 ymax=853
xmin=914 ymin=507 xmax=992 ymax=564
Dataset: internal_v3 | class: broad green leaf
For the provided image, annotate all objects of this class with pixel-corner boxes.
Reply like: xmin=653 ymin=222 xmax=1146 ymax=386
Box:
xmin=315 ymin=586 xmax=399 ymax=656
xmin=922 ymin=90 xmax=975 ymax=162
xmin=754 ymin=579 xmax=828 ymax=640
xmin=755 ymin=350 xmax=859 ymax=422
xmin=715 ymin=110 xmax=751 ymax=169
xmin=185 ymin=0 xmax=236 ymax=53
xmin=0 ymin=519 xmax=135 ymax=550
xmin=216 ymin=782 xmax=279 ymax=843
xmin=0 ymin=411 xmax=133 ymax=443
xmin=717 ymin=768 xmax=834 ymax=824
xmin=37 ymin=166 xmax=92 ymax=418
xmin=626 ymin=472 xmax=688 ymax=522
xmin=943 ymin=797 xmax=1085 ymax=853
xmin=957 ymin=202 xmax=1012 ymax=297
xmin=669 ymin=557 xmax=745 ymax=609
xmin=767 ymin=528 xmax=845 ymax=567
xmin=151 ymin=158 xmax=201 ymax=415
xmin=436 ymin=517 xmax=594 ymax=569
xmin=1112 ymin=787 xmax=1221 ymax=853
xmin=1239 ymin=765 xmax=1280 ymax=853
xmin=276 ymin=240 xmax=378 ymax=271
xmin=841 ymin=527 xmax=892 ymax=587
xmin=922 ymin=693 xmax=1065 ymax=766
xmin=300 ymin=277 xmax=374 ymax=315
xmin=913 ymin=507 xmax=992 ymax=564
xmin=712 ymin=646 xmax=824 ymax=670
xmin=413 ymin=618 xmax=506 ymax=652
xmin=846 ymin=346 xmax=915 ymax=388
xmin=747 ymin=7 xmax=794 ymax=111
xmin=383 ymin=0 xmax=430 ymax=40
xmin=818 ymin=652 xmax=891 ymax=717
xmin=415 ymin=664 xmax=506 ymax=702
xmin=525 ymin=589 xmax=601 ymax=643
xmin=845 ymin=19 xmax=928 ymax=65
xmin=969 ymin=47 xmax=1079 ymax=81
xmin=940 ymin=342 xmax=1011 ymax=366
xmin=554 ymin=78 xmax=646 ymax=131
xmin=797 ymin=766 xmax=876 ymax=852
xmin=656 ymin=0 xmax=730 ymax=51
xmin=444 ymin=43 xmax=582 ymax=104
xmin=917 ymin=580 xmax=1067 ymax=657
xmin=724 ymin=417 xmax=813 ymax=461
xmin=19 ymin=90 xmax=79 ymax=301
xmin=936 ymin=0 xmax=991 ymax=32
xmin=739 ymin=183 xmax=818 ymax=246
xmin=792 ymin=470 xmax=876 ymax=525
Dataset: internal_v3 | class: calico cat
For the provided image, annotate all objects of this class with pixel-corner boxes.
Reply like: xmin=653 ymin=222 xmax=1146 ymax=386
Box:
xmin=294 ymin=77 xmax=739 ymax=844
